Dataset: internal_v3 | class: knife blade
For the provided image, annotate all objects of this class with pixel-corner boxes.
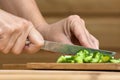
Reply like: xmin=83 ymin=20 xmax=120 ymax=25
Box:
xmin=41 ymin=41 xmax=116 ymax=56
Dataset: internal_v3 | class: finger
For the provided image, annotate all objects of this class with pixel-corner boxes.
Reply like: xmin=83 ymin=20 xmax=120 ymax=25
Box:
xmin=69 ymin=17 xmax=97 ymax=49
xmin=0 ymin=40 xmax=8 ymax=53
xmin=11 ymin=33 xmax=27 ymax=54
xmin=83 ymin=27 xmax=99 ymax=49
xmin=2 ymin=31 xmax=21 ymax=54
xmin=0 ymin=26 xmax=12 ymax=53
xmin=24 ymin=28 xmax=44 ymax=54
xmin=90 ymin=34 xmax=99 ymax=49
xmin=11 ymin=23 xmax=31 ymax=54
xmin=0 ymin=34 xmax=11 ymax=53
xmin=71 ymin=22 xmax=92 ymax=48
xmin=78 ymin=18 xmax=96 ymax=48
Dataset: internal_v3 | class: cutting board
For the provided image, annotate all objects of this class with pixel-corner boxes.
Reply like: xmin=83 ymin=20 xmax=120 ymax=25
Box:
xmin=3 ymin=63 xmax=120 ymax=71
xmin=27 ymin=63 xmax=120 ymax=70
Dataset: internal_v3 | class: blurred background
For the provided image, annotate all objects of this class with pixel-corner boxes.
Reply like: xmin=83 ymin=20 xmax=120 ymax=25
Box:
xmin=0 ymin=0 xmax=120 ymax=65
xmin=36 ymin=0 xmax=120 ymax=54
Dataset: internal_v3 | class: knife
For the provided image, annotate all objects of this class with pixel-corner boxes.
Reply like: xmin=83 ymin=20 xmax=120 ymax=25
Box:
xmin=40 ymin=41 xmax=116 ymax=56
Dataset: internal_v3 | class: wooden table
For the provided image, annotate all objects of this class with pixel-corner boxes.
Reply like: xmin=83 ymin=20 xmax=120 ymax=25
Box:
xmin=0 ymin=50 xmax=120 ymax=80
xmin=0 ymin=70 xmax=120 ymax=80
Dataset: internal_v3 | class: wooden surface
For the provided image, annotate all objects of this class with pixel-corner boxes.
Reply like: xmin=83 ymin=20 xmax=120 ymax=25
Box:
xmin=3 ymin=63 xmax=120 ymax=71
xmin=2 ymin=64 xmax=26 ymax=70
xmin=36 ymin=0 xmax=120 ymax=16
xmin=27 ymin=63 xmax=120 ymax=71
xmin=0 ymin=70 xmax=120 ymax=80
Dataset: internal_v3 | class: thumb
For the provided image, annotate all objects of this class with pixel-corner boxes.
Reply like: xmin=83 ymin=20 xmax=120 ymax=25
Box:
xmin=24 ymin=27 xmax=44 ymax=54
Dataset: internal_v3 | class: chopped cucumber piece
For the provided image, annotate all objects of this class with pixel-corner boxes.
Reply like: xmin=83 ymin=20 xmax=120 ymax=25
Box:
xmin=110 ymin=59 xmax=120 ymax=63
xmin=57 ymin=49 xmax=119 ymax=63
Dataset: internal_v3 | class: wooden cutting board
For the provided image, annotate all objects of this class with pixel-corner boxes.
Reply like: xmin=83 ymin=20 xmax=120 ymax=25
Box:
xmin=3 ymin=63 xmax=120 ymax=71
xmin=27 ymin=63 xmax=120 ymax=70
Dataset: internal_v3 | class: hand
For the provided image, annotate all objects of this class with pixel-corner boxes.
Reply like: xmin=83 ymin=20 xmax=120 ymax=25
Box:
xmin=0 ymin=10 xmax=44 ymax=54
xmin=38 ymin=15 xmax=99 ymax=49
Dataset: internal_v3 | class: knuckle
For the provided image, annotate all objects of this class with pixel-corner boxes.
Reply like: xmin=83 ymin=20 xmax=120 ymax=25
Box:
xmin=7 ymin=28 xmax=15 ymax=34
xmin=27 ymin=21 xmax=34 ymax=29
xmin=22 ymin=19 xmax=29 ymax=24
xmin=67 ymin=15 xmax=81 ymax=26
xmin=67 ymin=15 xmax=80 ymax=21
xmin=96 ymin=39 xmax=99 ymax=45
xmin=17 ymin=20 xmax=33 ymax=32
xmin=14 ymin=26 xmax=21 ymax=33
xmin=68 ymin=15 xmax=80 ymax=20
xmin=80 ymin=18 xmax=85 ymax=24
xmin=67 ymin=15 xmax=85 ymax=24
xmin=8 ymin=26 xmax=21 ymax=35
xmin=4 ymin=25 xmax=20 ymax=34
xmin=21 ymin=20 xmax=30 ymax=30
xmin=23 ymin=21 xmax=33 ymax=30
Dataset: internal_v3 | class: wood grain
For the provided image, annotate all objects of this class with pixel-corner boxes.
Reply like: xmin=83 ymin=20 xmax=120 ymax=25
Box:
xmin=2 ymin=64 xmax=26 ymax=70
xmin=0 ymin=70 xmax=120 ymax=80
xmin=36 ymin=0 xmax=120 ymax=16
xmin=3 ymin=63 xmax=120 ymax=71
xmin=27 ymin=63 xmax=120 ymax=70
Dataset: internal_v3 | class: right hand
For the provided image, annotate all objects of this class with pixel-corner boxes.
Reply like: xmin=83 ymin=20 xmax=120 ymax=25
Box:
xmin=0 ymin=10 xmax=44 ymax=54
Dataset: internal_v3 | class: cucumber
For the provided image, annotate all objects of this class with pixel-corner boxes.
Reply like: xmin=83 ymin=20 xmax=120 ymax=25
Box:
xmin=57 ymin=49 xmax=119 ymax=63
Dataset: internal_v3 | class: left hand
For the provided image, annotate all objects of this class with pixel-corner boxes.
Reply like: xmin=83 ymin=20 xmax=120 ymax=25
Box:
xmin=37 ymin=15 xmax=99 ymax=49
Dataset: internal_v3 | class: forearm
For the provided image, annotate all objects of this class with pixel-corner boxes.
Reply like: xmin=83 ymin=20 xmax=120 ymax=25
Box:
xmin=0 ymin=0 xmax=47 ymax=28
